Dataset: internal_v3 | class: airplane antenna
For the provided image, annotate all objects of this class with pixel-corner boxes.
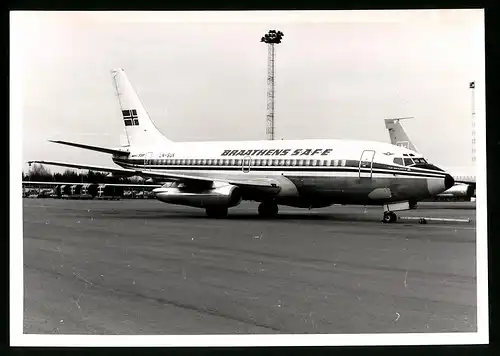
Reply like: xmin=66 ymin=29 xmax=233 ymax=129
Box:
xmin=470 ymin=81 xmax=476 ymax=165
xmin=261 ymin=30 xmax=284 ymax=140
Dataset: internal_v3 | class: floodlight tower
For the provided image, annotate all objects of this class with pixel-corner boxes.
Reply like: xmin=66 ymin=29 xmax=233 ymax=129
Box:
xmin=469 ymin=81 xmax=476 ymax=164
xmin=261 ymin=30 xmax=284 ymax=140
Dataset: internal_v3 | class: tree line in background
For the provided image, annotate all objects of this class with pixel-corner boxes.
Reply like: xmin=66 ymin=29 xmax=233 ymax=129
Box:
xmin=22 ymin=164 xmax=147 ymax=184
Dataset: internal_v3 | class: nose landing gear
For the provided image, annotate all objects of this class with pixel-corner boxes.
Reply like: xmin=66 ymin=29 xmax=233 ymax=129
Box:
xmin=383 ymin=211 xmax=398 ymax=223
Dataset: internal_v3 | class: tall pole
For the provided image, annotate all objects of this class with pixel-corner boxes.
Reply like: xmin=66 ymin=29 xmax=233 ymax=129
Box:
xmin=470 ymin=81 xmax=476 ymax=165
xmin=261 ymin=30 xmax=284 ymax=140
xmin=267 ymin=43 xmax=276 ymax=140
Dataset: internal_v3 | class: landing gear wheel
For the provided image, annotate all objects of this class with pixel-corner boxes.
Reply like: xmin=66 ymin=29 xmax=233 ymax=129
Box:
xmin=258 ymin=202 xmax=279 ymax=218
xmin=383 ymin=211 xmax=397 ymax=223
xmin=205 ymin=207 xmax=228 ymax=218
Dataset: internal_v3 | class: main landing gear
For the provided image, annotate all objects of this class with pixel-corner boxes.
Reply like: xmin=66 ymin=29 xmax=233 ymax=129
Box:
xmin=205 ymin=206 xmax=228 ymax=218
xmin=382 ymin=211 xmax=398 ymax=223
xmin=258 ymin=201 xmax=279 ymax=218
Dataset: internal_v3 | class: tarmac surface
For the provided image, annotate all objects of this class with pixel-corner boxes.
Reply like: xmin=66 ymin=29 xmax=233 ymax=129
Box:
xmin=23 ymin=199 xmax=477 ymax=334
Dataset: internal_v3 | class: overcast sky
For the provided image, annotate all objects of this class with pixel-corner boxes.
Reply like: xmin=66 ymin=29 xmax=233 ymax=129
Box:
xmin=13 ymin=10 xmax=484 ymax=174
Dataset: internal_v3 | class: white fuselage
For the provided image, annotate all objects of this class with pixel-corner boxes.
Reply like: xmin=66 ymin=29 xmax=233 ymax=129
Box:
xmin=112 ymin=138 xmax=453 ymax=208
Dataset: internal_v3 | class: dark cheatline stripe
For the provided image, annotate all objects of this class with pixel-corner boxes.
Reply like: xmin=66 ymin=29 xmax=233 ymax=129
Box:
xmin=115 ymin=157 xmax=444 ymax=175
xmin=112 ymin=159 xmax=447 ymax=179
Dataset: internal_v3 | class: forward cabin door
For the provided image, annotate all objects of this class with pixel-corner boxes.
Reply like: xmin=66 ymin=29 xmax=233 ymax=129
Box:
xmin=359 ymin=150 xmax=375 ymax=179
xmin=242 ymin=155 xmax=251 ymax=173
xmin=144 ymin=152 xmax=153 ymax=171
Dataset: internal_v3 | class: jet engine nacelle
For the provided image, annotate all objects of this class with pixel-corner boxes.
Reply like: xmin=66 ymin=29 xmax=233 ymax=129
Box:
xmin=154 ymin=183 xmax=242 ymax=209
xmin=437 ymin=184 xmax=474 ymax=198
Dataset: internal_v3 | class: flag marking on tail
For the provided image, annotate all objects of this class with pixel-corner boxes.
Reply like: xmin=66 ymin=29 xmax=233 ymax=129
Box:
xmin=122 ymin=109 xmax=139 ymax=126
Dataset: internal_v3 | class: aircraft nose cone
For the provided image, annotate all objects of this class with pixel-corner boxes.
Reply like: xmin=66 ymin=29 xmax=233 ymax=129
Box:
xmin=445 ymin=174 xmax=455 ymax=190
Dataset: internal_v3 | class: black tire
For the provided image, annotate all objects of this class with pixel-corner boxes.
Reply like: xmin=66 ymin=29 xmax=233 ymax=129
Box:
xmin=383 ymin=212 xmax=392 ymax=223
xmin=258 ymin=202 xmax=279 ymax=218
xmin=205 ymin=207 xmax=228 ymax=218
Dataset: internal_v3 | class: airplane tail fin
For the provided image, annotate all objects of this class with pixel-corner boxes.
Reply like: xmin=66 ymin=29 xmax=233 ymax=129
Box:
xmin=111 ymin=68 xmax=172 ymax=148
xmin=384 ymin=118 xmax=419 ymax=153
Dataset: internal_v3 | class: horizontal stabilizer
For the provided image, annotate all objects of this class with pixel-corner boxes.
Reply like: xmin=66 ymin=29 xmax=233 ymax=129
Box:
xmin=49 ymin=140 xmax=130 ymax=156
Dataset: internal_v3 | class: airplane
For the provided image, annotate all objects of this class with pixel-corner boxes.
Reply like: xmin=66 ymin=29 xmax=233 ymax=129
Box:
xmin=384 ymin=117 xmax=476 ymax=200
xmin=28 ymin=68 xmax=455 ymax=223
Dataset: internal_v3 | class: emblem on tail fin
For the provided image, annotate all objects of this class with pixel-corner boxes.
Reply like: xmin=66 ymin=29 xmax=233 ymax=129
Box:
xmin=122 ymin=109 xmax=139 ymax=126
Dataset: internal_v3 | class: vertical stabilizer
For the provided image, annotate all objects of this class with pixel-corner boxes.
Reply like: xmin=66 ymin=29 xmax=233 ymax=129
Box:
xmin=384 ymin=118 xmax=419 ymax=153
xmin=111 ymin=68 xmax=172 ymax=148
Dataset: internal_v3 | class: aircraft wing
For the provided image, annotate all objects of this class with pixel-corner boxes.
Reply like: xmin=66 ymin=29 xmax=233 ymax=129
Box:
xmin=28 ymin=160 xmax=138 ymax=176
xmin=22 ymin=181 xmax=162 ymax=188
xmin=27 ymin=160 xmax=281 ymax=192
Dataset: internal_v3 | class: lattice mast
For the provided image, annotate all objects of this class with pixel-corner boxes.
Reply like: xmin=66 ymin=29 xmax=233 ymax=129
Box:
xmin=470 ymin=81 xmax=476 ymax=164
xmin=261 ymin=30 xmax=284 ymax=140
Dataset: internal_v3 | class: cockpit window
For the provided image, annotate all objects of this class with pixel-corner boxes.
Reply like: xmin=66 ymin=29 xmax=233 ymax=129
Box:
xmin=413 ymin=158 xmax=427 ymax=164
xmin=403 ymin=158 xmax=414 ymax=166
xmin=393 ymin=157 xmax=403 ymax=165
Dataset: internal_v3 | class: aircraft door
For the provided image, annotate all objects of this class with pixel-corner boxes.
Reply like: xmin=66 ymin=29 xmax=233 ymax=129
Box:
xmin=359 ymin=150 xmax=375 ymax=179
xmin=144 ymin=152 xmax=153 ymax=170
xmin=242 ymin=155 xmax=251 ymax=173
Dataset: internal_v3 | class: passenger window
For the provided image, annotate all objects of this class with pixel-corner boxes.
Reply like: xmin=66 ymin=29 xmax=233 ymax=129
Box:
xmin=285 ymin=159 xmax=290 ymax=166
xmin=393 ymin=157 xmax=403 ymax=165
xmin=403 ymin=158 xmax=414 ymax=166
xmin=323 ymin=160 xmax=328 ymax=166
xmin=341 ymin=160 xmax=346 ymax=167
xmin=278 ymin=160 xmax=284 ymax=166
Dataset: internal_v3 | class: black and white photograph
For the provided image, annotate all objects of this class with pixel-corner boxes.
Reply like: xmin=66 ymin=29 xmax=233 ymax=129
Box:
xmin=10 ymin=9 xmax=487 ymax=346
